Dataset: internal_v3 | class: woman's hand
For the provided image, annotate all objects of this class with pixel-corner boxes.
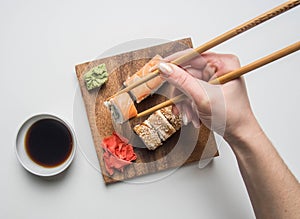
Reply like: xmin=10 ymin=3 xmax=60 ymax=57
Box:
xmin=158 ymin=49 xmax=260 ymax=143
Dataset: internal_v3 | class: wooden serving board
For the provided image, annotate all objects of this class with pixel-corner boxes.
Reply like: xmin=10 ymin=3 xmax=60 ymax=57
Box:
xmin=75 ymin=38 xmax=219 ymax=184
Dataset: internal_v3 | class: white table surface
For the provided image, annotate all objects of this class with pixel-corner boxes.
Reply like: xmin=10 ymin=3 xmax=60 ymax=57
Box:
xmin=1 ymin=0 xmax=299 ymax=218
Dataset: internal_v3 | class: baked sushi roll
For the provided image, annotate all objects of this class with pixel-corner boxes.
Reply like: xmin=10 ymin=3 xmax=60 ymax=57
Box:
xmin=134 ymin=106 xmax=182 ymax=150
xmin=124 ymin=55 xmax=165 ymax=103
xmin=133 ymin=120 xmax=162 ymax=150
xmin=147 ymin=110 xmax=176 ymax=141
xmin=104 ymin=92 xmax=137 ymax=124
xmin=160 ymin=106 xmax=182 ymax=131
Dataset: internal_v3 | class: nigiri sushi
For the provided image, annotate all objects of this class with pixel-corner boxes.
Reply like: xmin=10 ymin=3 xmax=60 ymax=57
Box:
xmin=124 ymin=55 xmax=165 ymax=103
xmin=104 ymin=92 xmax=137 ymax=124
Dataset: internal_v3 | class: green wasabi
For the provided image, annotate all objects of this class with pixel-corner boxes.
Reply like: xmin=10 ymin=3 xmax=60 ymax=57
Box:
xmin=84 ymin=63 xmax=108 ymax=90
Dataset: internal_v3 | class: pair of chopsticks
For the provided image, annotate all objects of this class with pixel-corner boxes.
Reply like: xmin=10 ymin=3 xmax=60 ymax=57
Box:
xmin=107 ymin=0 xmax=300 ymax=118
xmin=136 ymin=41 xmax=300 ymax=118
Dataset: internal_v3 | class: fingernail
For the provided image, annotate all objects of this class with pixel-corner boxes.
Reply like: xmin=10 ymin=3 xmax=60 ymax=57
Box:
xmin=158 ymin=62 xmax=173 ymax=77
xmin=192 ymin=119 xmax=201 ymax=129
xmin=206 ymin=63 xmax=217 ymax=75
xmin=182 ymin=113 xmax=188 ymax=126
xmin=210 ymin=66 xmax=217 ymax=74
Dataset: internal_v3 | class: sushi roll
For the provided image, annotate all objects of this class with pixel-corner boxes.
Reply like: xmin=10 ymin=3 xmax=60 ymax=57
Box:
xmin=133 ymin=120 xmax=162 ymax=150
xmin=124 ymin=74 xmax=152 ymax=103
xmin=147 ymin=110 xmax=176 ymax=141
xmin=160 ymin=106 xmax=182 ymax=131
xmin=137 ymin=55 xmax=165 ymax=93
xmin=134 ymin=106 xmax=182 ymax=150
xmin=124 ymin=55 xmax=165 ymax=103
xmin=145 ymin=74 xmax=165 ymax=94
xmin=104 ymin=92 xmax=137 ymax=124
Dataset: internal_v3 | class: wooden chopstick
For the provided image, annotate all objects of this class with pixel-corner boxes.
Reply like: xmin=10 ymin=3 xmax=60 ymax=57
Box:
xmin=135 ymin=41 xmax=300 ymax=118
xmin=107 ymin=0 xmax=300 ymax=100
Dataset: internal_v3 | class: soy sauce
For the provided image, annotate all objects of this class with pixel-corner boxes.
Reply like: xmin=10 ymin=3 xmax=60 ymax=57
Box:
xmin=25 ymin=119 xmax=73 ymax=167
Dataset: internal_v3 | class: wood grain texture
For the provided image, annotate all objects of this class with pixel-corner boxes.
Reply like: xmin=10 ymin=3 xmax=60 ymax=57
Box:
xmin=75 ymin=38 xmax=219 ymax=184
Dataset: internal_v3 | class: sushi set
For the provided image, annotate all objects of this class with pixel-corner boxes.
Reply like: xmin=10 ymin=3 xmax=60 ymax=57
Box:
xmin=75 ymin=38 xmax=218 ymax=184
xmin=75 ymin=1 xmax=300 ymax=184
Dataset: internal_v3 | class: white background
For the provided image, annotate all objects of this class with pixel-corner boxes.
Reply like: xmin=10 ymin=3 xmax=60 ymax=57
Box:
xmin=0 ymin=0 xmax=299 ymax=218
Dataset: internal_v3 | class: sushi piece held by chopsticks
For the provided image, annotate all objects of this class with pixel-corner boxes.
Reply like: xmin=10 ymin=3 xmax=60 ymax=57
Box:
xmin=123 ymin=74 xmax=152 ymax=104
xmin=104 ymin=92 xmax=137 ymax=124
xmin=124 ymin=55 xmax=165 ymax=103
xmin=104 ymin=55 xmax=165 ymax=124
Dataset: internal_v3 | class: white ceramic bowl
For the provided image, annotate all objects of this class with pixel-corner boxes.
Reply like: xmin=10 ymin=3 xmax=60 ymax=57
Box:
xmin=15 ymin=114 xmax=76 ymax=177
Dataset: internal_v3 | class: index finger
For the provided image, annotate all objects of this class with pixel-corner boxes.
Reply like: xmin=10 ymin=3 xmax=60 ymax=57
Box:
xmin=164 ymin=49 xmax=207 ymax=70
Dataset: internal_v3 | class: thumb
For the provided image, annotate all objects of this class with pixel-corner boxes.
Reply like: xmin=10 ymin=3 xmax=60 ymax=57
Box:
xmin=158 ymin=62 xmax=227 ymax=134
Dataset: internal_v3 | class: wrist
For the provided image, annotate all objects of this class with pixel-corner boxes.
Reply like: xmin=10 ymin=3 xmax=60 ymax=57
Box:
xmin=224 ymin=113 xmax=264 ymax=149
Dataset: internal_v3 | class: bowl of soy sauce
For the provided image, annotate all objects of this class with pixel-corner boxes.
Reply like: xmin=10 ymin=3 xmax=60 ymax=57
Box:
xmin=16 ymin=114 xmax=76 ymax=177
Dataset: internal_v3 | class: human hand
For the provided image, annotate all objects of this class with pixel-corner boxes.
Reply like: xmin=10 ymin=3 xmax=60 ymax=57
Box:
xmin=158 ymin=49 xmax=259 ymax=143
